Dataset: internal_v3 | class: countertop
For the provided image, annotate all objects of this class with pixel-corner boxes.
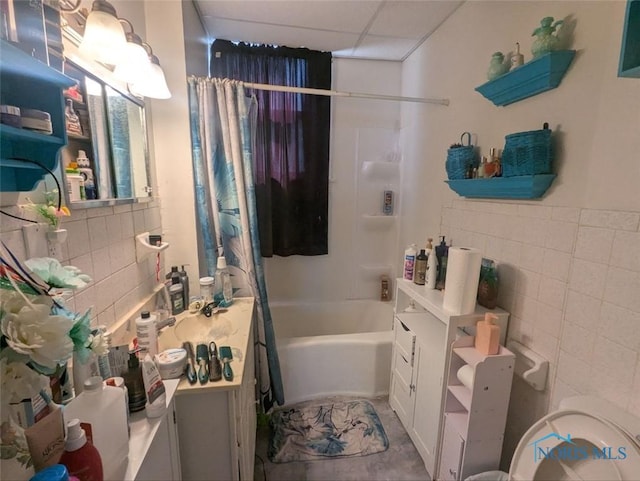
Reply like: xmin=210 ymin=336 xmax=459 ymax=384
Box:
xmin=157 ymin=297 xmax=255 ymax=395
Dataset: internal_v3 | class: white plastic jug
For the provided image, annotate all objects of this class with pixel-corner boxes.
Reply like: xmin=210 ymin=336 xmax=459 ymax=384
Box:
xmin=64 ymin=376 xmax=129 ymax=479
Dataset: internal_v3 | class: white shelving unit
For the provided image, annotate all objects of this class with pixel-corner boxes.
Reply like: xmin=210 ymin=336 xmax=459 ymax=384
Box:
xmin=389 ymin=279 xmax=510 ymax=478
xmin=439 ymin=336 xmax=515 ymax=481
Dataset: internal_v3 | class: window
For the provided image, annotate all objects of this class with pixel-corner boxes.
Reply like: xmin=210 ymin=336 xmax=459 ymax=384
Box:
xmin=210 ymin=40 xmax=332 ymax=257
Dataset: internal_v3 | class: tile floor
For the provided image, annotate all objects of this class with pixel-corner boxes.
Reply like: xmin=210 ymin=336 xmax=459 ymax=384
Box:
xmin=254 ymin=396 xmax=431 ymax=481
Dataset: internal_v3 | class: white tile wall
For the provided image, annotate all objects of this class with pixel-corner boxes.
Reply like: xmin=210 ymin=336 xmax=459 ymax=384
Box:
xmin=0 ymin=202 xmax=164 ymax=330
xmin=443 ymin=202 xmax=640 ymax=420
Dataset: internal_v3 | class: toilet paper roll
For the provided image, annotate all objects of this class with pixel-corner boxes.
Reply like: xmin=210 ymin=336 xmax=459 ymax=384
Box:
xmin=457 ymin=365 xmax=475 ymax=390
xmin=443 ymin=247 xmax=483 ymax=315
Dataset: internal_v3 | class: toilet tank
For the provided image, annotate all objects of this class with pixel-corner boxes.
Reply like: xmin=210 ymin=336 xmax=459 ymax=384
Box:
xmin=559 ymin=396 xmax=640 ymax=442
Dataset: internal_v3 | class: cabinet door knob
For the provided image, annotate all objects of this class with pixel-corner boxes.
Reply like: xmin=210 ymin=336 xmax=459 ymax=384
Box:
xmin=449 ymin=468 xmax=457 ymax=479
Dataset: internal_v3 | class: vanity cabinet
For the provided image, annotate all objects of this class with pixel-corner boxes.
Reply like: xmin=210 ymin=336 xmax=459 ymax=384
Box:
xmin=438 ymin=337 xmax=514 ymax=481
xmin=0 ymin=39 xmax=74 ymax=192
xmin=389 ymin=280 xmax=510 ymax=478
xmin=159 ymin=298 xmax=257 ymax=481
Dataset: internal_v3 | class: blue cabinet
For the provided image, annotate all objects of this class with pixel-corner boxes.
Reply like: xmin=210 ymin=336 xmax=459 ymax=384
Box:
xmin=0 ymin=40 xmax=74 ymax=191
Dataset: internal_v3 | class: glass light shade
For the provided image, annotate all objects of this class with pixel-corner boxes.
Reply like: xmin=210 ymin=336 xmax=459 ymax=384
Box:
xmin=79 ymin=6 xmax=126 ymax=65
xmin=113 ymin=36 xmax=152 ymax=84
xmin=130 ymin=58 xmax=171 ymax=99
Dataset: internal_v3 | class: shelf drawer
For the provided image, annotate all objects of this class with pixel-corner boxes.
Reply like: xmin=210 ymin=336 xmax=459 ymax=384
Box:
xmin=394 ymin=317 xmax=416 ymax=358
xmin=394 ymin=348 xmax=413 ymax=387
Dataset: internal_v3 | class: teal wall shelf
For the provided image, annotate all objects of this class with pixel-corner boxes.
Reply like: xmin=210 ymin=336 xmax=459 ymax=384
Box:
xmin=618 ymin=0 xmax=640 ymax=78
xmin=445 ymin=175 xmax=556 ymax=199
xmin=1 ymin=40 xmax=75 ymax=192
xmin=475 ymin=50 xmax=576 ymax=106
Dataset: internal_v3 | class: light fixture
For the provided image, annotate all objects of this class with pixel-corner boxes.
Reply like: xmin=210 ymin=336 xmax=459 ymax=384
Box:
xmin=129 ymin=45 xmax=171 ymax=99
xmin=112 ymin=19 xmax=152 ymax=85
xmin=78 ymin=0 xmax=126 ymax=65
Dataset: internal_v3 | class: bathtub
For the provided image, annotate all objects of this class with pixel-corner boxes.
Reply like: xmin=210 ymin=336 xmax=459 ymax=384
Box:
xmin=271 ymin=300 xmax=393 ymax=405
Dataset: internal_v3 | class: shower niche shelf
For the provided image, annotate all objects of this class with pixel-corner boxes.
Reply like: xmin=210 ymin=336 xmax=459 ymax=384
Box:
xmin=475 ymin=50 xmax=575 ymax=106
xmin=445 ymin=174 xmax=556 ymax=199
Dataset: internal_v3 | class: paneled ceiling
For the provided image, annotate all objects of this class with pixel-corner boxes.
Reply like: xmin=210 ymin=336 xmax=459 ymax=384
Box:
xmin=193 ymin=0 xmax=463 ymax=61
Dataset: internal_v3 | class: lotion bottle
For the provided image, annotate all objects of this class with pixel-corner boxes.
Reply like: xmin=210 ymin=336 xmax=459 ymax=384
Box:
xmin=135 ymin=311 xmax=158 ymax=357
xmin=141 ymin=353 xmax=166 ymax=418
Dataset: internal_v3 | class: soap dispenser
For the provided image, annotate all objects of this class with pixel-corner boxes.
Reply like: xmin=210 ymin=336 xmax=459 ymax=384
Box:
xmin=475 ymin=313 xmax=500 ymax=355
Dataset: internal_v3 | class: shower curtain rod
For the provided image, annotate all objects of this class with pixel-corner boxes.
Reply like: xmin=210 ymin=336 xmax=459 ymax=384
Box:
xmin=241 ymin=80 xmax=449 ymax=105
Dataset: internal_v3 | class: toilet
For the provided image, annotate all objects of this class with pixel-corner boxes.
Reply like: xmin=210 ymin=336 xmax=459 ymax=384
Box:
xmin=509 ymin=396 xmax=640 ymax=481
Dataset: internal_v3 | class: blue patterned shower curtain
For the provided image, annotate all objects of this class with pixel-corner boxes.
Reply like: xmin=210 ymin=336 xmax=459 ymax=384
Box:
xmin=188 ymin=77 xmax=284 ymax=410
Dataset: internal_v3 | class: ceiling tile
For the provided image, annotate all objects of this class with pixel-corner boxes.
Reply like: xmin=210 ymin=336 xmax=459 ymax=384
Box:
xmin=198 ymin=1 xmax=382 ymax=34
xmin=205 ymin=17 xmax=361 ymax=52
xmin=368 ymin=0 xmax=462 ymax=39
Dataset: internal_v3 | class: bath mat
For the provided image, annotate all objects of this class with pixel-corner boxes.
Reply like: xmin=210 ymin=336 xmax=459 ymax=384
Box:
xmin=268 ymin=399 xmax=389 ymax=463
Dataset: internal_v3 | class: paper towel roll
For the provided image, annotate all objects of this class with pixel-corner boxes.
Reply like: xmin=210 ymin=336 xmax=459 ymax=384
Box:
xmin=457 ymin=365 xmax=475 ymax=390
xmin=443 ymin=246 xmax=483 ymax=315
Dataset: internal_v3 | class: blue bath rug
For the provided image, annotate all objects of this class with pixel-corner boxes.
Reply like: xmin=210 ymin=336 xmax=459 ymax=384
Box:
xmin=268 ymin=399 xmax=389 ymax=463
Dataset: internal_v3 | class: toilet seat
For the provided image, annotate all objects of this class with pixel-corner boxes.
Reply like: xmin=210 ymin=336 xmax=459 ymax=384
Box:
xmin=510 ymin=409 xmax=640 ymax=481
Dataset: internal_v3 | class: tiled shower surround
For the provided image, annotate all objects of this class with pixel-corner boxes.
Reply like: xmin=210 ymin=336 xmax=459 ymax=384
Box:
xmin=0 ymin=202 xmax=163 ymax=330
xmin=441 ymin=200 xmax=640 ymax=465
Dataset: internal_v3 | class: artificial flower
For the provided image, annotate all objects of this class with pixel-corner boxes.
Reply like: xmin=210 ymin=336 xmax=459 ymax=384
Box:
xmin=24 ymin=258 xmax=92 ymax=290
xmin=1 ymin=302 xmax=75 ymax=370
xmin=0 ymin=245 xmax=97 ymax=469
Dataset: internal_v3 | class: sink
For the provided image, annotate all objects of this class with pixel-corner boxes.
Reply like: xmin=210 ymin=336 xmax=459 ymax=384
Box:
xmin=159 ymin=313 xmax=238 ymax=350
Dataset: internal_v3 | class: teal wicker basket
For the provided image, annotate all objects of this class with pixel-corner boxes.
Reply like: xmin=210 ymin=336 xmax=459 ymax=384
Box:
xmin=502 ymin=125 xmax=552 ymax=177
xmin=446 ymin=132 xmax=477 ymax=180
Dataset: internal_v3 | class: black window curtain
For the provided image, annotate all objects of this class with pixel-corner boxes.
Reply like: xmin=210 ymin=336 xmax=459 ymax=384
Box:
xmin=210 ymin=39 xmax=331 ymax=257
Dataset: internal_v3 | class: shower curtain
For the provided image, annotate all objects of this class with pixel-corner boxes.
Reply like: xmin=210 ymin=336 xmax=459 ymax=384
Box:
xmin=188 ymin=76 xmax=284 ymax=410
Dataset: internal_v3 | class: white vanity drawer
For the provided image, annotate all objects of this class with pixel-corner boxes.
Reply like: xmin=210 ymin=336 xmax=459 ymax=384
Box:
xmin=394 ymin=317 xmax=416 ymax=357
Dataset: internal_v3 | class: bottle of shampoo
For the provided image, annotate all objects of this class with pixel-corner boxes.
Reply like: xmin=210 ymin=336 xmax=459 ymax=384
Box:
xmin=475 ymin=313 xmax=500 ymax=355
xmin=403 ymin=244 xmax=417 ymax=281
xmin=426 ymin=238 xmax=438 ymax=289
xmin=414 ymin=249 xmax=427 ymax=285
xmin=59 ymin=418 xmax=103 ymax=481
